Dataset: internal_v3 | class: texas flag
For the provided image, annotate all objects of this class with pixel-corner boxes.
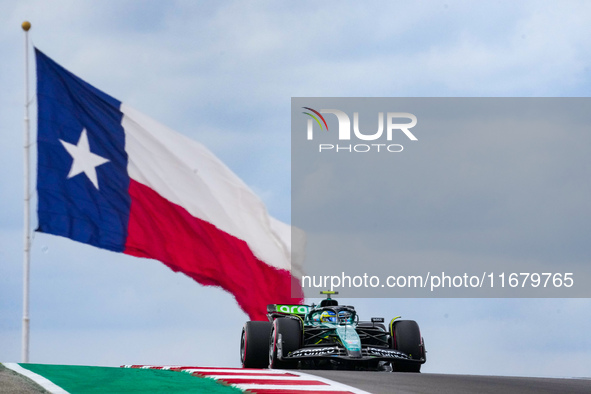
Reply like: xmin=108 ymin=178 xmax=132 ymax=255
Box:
xmin=35 ymin=48 xmax=302 ymax=320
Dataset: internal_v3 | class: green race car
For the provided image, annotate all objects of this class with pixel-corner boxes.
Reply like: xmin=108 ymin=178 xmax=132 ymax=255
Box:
xmin=240 ymin=291 xmax=426 ymax=372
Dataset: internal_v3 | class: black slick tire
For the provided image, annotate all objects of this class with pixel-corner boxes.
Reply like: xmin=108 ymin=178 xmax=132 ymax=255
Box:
xmin=241 ymin=321 xmax=272 ymax=368
xmin=269 ymin=318 xmax=301 ymax=369
xmin=390 ymin=319 xmax=424 ymax=373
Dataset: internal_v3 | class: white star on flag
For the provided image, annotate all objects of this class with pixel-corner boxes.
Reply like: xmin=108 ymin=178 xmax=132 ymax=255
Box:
xmin=60 ymin=128 xmax=109 ymax=189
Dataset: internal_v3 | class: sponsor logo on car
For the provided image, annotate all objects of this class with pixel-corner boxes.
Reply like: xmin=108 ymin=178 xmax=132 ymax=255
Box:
xmin=276 ymin=304 xmax=310 ymax=315
xmin=290 ymin=347 xmax=339 ymax=357
xmin=367 ymin=347 xmax=409 ymax=359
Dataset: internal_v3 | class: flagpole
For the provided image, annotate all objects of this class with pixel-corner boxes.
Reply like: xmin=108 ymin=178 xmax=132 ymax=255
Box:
xmin=22 ymin=20 xmax=32 ymax=364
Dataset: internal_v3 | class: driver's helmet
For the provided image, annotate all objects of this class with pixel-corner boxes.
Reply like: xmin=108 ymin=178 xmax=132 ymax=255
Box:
xmin=320 ymin=310 xmax=336 ymax=323
xmin=338 ymin=310 xmax=353 ymax=324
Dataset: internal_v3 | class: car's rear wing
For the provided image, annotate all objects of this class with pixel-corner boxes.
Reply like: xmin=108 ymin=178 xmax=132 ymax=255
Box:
xmin=267 ymin=304 xmax=311 ymax=317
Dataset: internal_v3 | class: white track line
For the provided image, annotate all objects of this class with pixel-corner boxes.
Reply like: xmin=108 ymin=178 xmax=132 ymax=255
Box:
xmin=231 ymin=383 xmax=353 ymax=391
xmin=182 ymin=368 xmax=290 ymax=374
xmin=201 ymin=375 xmax=311 ymax=380
xmin=191 ymin=368 xmax=371 ymax=394
xmin=3 ymin=363 xmax=70 ymax=394
xmin=123 ymin=365 xmax=292 ymax=374
xmin=288 ymin=370 xmax=372 ymax=394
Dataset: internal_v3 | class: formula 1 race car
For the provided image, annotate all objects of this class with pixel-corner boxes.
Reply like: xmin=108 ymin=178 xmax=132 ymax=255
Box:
xmin=240 ymin=291 xmax=426 ymax=372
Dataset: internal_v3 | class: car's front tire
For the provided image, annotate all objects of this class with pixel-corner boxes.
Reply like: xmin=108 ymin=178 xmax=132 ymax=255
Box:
xmin=390 ymin=319 xmax=425 ymax=373
xmin=241 ymin=321 xmax=272 ymax=368
xmin=269 ymin=318 xmax=301 ymax=369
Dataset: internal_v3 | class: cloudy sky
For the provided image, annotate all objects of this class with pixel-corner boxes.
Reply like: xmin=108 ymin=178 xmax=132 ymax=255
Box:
xmin=1 ymin=0 xmax=590 ymax=378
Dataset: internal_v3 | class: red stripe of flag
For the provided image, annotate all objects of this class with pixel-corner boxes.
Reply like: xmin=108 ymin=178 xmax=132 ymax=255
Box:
xmin=124 ymin=180 xmax=301 ymax=321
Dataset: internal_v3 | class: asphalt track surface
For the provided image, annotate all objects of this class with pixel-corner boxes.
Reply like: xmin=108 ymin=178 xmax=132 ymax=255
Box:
xmin=305 ymin=370 xmax=591 ymax=394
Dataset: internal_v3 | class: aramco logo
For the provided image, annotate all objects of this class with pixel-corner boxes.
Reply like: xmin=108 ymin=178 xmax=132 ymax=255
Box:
xmin=302 ymin=107 xmax=418 ymax=153
xmin=277 ymin=305 xmax=309 ymax=314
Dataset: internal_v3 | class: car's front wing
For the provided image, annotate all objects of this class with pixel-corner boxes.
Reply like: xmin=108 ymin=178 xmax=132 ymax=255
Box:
xmin=284 ymin=345 xmax=422 ymax=363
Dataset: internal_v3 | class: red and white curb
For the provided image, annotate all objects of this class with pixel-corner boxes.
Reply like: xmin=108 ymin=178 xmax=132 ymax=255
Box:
xmin=3 ymin=363 xmax=69 ymax=394
xmin=123 ymin=365 xmax=371 ymax=393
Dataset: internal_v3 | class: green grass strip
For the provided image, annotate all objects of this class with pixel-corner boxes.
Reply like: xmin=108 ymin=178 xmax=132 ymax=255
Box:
xmin=19 ymin=364 xmax=243 ymax=394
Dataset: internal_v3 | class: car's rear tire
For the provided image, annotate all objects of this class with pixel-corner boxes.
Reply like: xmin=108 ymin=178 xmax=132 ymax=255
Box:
xmin=241 ymin=321 xmax=272 ymax=368
xmin=269 ymin=318 xmax=301 ymax=369
xmin=390 ymin=319 xmax=424 ymax=373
